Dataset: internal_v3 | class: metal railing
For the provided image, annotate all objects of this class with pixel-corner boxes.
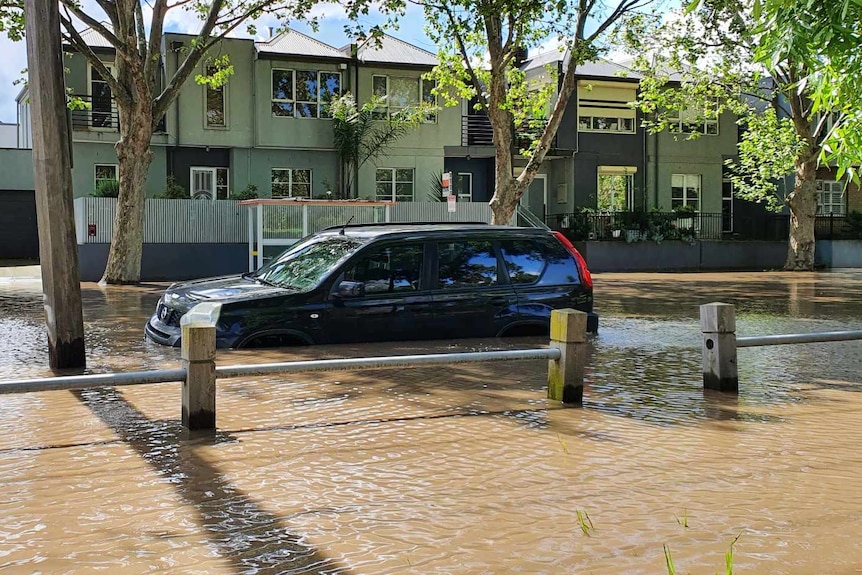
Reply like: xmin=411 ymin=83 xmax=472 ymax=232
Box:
xmin=460 ymin=115 xmax=557 ymax=149
xmin=69 ymin=95 xmax=166 ymax=133
xmin=700 ymin=302 xmax=862 ymax=393
xmin=0 ymin=306 xmax=588 ymax=431
xmin=549 ymin=211 xmax=862 ymax=242
xmin=547 ymin=211 xmax=725 ymax=241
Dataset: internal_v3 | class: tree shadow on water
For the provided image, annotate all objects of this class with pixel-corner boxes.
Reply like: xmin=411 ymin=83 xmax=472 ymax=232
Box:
xmin=73 ymin=387 xmax=351 ymax=575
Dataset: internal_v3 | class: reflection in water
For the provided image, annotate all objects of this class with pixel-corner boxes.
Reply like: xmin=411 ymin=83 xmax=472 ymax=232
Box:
xmin=1 ymin=271 xmax=862 ymax=573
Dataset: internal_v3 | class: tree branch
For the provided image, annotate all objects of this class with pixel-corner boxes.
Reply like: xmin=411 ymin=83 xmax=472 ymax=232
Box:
xmin=58 ymin=0 xmax=127 ymax=55
xmin=153 ymin=0 xmax=225 ymax=118
xmin=145 ymin=0 xmax=168 ymax=87
xmin=59 ymin=10 xmax=132 ymax=106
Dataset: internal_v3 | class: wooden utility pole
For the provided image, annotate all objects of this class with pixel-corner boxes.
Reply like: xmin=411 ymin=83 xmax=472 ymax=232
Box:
xmin=24 ymin=0 xmax=86 ymax=369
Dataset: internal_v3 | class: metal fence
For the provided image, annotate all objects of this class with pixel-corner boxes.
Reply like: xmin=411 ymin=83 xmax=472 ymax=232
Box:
xmin=74 ymin=198 xmax=249 ymax=244
xmin=547 ymin=211 xmax=725 ymax=242
xmin=547 ymin=211 xmax=862 ymax=242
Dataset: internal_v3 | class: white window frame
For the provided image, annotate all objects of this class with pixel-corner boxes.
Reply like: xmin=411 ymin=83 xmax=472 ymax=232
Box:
xmin=271 ymin=168 xmax=312 ymax=198
xmin=94 ymin=164 xmax=118 ymax=189
xmin=88 ymin=64 xmax=115 ymax=131
xmin=671 ymin=174 xmax=701 ymax=211
xmin=190 ymin=167 xmax=229 ymax=201
xmin=816 ymin=179 xmax=846 ymax=215
xmin=372 ymin=74 xmax=429 ymax=121
xmin=668 ymin=101 xmax=719 ymax=136
xmin=375 ymin=168 xmax=414 ymax=202
xmin=272 ymin=69 xmax=341 ymax=119
xmin=597 ymin=166 xmax=636 ymax=212
xmin=456 ymin=172 xmax=472 ymax=201
xmin=203 ymin=64 xmax=228 ymax=129
xmin=578 ymin=115 xmax=635 ymax=134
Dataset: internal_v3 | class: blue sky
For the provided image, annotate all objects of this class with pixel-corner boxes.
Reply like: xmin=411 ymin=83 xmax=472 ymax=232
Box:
xmin=0 ymin=1 xmax=433 ymax=123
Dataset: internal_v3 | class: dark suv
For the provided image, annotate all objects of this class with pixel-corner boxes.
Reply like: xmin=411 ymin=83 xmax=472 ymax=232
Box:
xmin=145 ymin=223 xmax=597 ymax=348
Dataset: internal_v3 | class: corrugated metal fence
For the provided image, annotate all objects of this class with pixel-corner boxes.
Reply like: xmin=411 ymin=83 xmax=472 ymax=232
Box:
xmin=75 ymin=198 xmax=248 ymax=244
xmin=76 ymin=198 xmax=495 ymax=245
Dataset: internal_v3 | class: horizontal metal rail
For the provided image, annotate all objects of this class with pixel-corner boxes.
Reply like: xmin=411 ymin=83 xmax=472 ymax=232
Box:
xmin=0 ymin=349 xmax=559 ymax=395
xmin=216 ymin=348 xmax=561 ymax=379
xmin=737 ymin=330 xmax=862 ymax=348
xmin=0 ymin=368 xmax=187 ymax=395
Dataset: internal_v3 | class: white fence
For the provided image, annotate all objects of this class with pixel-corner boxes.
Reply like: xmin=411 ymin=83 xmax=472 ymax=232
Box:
xmin=74 ymin=198 xmax=249 ymax=244
xmin=74 ymin=198 xmax=495 ymax=247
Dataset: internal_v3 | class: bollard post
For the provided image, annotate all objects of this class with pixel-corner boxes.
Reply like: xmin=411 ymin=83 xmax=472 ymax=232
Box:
xmin=180 ymin=303 xmax=220 ymax=431
xmin=548 ymin=308 xmax=587 ymax=405
xmin=700 ymin=302 xmax=738 ymax=393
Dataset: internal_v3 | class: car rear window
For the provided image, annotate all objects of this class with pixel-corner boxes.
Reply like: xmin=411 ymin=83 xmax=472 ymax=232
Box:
xmin=437 ymin=240 xmax=498 ymax=288
xmin=500 ymin=237 xmax=580 ymax=286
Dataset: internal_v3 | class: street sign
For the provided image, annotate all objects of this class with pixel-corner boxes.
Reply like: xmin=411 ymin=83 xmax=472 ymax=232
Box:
xmin=442 ymin=171 xmax=452 ymax=197
xmin=447 ymin=194 xmax=456 ymax=213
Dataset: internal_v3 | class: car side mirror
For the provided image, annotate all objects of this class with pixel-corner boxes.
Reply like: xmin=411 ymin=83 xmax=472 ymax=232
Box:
xmin=336 ymin=280 xmax=365 ymax=299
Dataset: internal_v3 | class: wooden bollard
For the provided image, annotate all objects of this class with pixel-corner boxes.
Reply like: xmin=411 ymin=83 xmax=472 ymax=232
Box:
xmin=548 ymin=308 xmax=587 ymax=405
xmin=181 ymin=303 xmax=220 ymax=431
xmin=700 ymin=302 xmax=738 ymax=393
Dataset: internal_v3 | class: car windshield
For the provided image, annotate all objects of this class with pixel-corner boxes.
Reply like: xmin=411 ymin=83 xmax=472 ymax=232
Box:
xmin=254 ymin=235 xmax=364 ymax=290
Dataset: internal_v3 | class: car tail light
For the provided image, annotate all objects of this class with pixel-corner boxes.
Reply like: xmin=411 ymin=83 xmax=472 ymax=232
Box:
xmin=552 ymin=231 xmax=593 ymax=290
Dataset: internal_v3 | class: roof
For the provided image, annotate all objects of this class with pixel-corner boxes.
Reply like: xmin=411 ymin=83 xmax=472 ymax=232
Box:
xmin=522 ymin=48 xmax=641 ymax=81
xmin=77 ymin=27 xmax=114 ymax=49
xmin=256 ymin=29 xmax=346 ymax=59
xmin=351 ymin=34 xmax=438 ymax=67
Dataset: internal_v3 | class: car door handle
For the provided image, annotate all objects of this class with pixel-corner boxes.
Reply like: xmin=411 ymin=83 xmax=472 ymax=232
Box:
xmin=488 ymin=296 xmax=509 ymax=306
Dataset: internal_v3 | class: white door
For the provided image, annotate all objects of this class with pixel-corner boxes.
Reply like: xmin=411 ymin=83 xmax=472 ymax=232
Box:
xmin=191 ymin=168 xmax=215 ymax=200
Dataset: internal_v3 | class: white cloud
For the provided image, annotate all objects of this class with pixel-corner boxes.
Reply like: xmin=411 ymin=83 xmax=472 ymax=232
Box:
xmin=0 ymin=34 xmax=27 ymax=123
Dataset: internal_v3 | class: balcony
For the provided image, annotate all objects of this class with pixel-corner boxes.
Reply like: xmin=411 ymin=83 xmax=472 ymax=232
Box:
xmin=461 ymin=115 xmax=557 ymax=150
xmin=70 ymin=95 xmax=166 ymax=133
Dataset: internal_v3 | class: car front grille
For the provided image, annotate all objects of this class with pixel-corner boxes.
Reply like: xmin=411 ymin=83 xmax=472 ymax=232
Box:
xmin=157 ymin=303 xmax=183 ymax=327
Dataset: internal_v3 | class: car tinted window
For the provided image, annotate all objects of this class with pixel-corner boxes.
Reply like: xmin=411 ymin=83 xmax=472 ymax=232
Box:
xmin=437 ymin=240 xmax=498 ymax=288
xmin=500 ymin=240 xmax=547 ymax=284
xmin=255 ymin=236 xmax=363 ymax=290
xmin=536 ymin=236 xmax=581 ymax=286
xmin=344 ymin=243 xmax=424 ymax=294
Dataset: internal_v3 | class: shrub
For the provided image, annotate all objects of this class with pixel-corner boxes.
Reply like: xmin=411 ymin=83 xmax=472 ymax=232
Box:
xmin=233 ymin=183 xmax=259 ymax=201
xmin=91 ymin=179 xmax=120 ymax=197
xmin=156 ymin=176 xmax=188 ymax=199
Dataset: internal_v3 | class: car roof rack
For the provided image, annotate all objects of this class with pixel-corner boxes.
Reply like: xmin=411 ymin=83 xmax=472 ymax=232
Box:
xmin=320 ymin=221 xmax=490 ymax=232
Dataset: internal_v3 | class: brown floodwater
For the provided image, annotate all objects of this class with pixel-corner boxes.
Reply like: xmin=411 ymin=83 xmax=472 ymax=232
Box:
xmin=2 ymin=271 xmax=862 ymax=573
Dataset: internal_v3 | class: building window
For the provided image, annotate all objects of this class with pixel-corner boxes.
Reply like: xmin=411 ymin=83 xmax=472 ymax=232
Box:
xmin=376 ymin=168 xmax=414 ymax=202
xmin=271 ymin=168 xmax=312 ymax=198
xmin=816 ymin=180 xmax=845 ymax=215
xmin=722 ymin=179 xmax=734 ymax=233
xmin=271 ymin=69 xmax=341 ymax=118
xmin=372 ymin=75 xmax=434 ymax=121
xmin=190 ymin=167 xmax=229 ymax=200
xmin=90 ymin=65 xmax=113 ymax=129
xmin=669 ymin=102 xmax=719 ymax=135
xmin=456 ymin=173 xmax=472 ymax=201
xmin=577 ymin=81 xmax=636 ymax=134
xmin=422 ymin=78 xmax=437 ymax=123
xmin=94 ymin=164 xmax=118 ymax=190
xmin=671 ymin=174 xmax=701 ymax=211
xmin=204 ymin=66 xmax=226 ymax=128
xmin=597 ymin=167 xmax=635 ymax=211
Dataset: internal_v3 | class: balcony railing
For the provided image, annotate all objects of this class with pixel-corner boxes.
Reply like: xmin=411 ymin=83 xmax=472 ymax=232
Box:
xmin=547 ymin=211 xmax=862 ymax=242
xmin=69 ymin=95 xmax=166 ymax=133
xmin=461 ymin=115 xmax=557 ymax=150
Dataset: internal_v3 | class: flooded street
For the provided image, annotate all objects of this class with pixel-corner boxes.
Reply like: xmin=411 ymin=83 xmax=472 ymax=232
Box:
xmin=2 ymin=271 xmax=862 ymax=573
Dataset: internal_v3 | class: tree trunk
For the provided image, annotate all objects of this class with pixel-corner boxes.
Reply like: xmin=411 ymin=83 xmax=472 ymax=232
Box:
xmin=100 ymin=101 xmax=154 ymax=284
xmin=785 ymin=156 xmax=817 ymax=271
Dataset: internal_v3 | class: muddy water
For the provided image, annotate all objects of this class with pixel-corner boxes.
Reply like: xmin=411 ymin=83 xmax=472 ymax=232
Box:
xmin=2 ymin=272 xmax=862 ymax=573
